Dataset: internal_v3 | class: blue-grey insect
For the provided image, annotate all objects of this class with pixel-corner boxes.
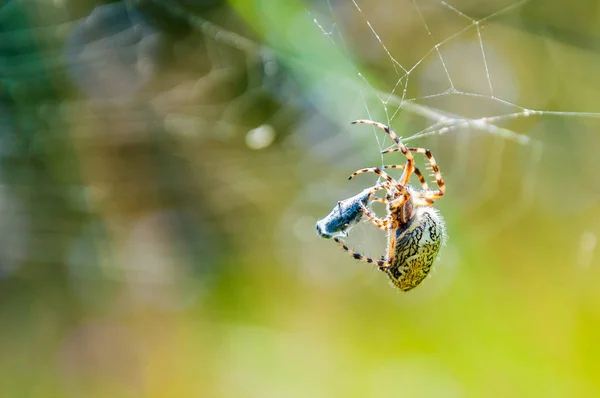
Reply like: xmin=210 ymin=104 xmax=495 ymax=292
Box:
xmin=315 ymin=187 xmax=376 ymax=239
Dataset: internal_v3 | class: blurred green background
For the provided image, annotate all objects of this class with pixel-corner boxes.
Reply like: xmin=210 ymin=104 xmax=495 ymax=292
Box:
xmin=1 ymin=0 xmax=600 ymax=397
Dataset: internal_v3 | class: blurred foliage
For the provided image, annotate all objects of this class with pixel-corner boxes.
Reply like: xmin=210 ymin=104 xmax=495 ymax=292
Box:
xmin=1 ymin=0 xmax=600 ymax=397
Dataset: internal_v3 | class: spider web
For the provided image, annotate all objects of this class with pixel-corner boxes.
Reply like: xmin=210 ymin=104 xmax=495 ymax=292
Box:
xmin=2 ymin=0 xmax=597 ymax=289
xmin=307 ymin=0 xmax=600 ymax=242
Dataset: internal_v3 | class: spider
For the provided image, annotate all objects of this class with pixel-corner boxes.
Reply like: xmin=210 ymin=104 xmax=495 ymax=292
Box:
xmin=323 ymin=119 xmax=447 ymax=291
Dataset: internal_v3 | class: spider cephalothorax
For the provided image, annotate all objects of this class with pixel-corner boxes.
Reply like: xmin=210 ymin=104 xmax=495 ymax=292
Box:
xmin=316 ymin=120 xmax=447 ymax=291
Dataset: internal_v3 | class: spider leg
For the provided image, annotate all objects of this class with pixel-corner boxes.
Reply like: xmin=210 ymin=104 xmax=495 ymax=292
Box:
xmin=385 ymin=229 xmax=397 ymax=267
xmin=369 ymin=197 xmax=387 ymax=205
xmin=349 ymin=167 xmax=396 ymax=186
xmin=352 ymin=119 xmax=416 ymax=187
xmin=348 ymin=166 xmax=412 ymax=228
xmin=383 ymin=164 xmax=429 ymax=190
xmin=360 ymin=182 xmax=395 ymax=204
xmin=349 ymin=169 xmax=410 ymax=206
xmin=358 ymin=203 xmax=389 ymax=231
xmin=352 ymin=183 xmax=393 ymax=230
xmin=407 ymin=147 xmax=445 ymax=199
xmin=383 ymin=147 xmax=445 ymax=200
xmin=333 ymin=237 xmax=391 ymax=267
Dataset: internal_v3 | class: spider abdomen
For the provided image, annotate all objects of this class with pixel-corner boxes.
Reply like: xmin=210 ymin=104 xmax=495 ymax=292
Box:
xmin=383 ymin=206 xmax=446 ymax=291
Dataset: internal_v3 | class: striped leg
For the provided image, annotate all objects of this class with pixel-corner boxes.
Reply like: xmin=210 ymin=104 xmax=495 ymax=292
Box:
xmin=358 ymin=182 xmax=396 ymax=229
xmin=334 ymin=237 xmax=391 ymax=267
xmin=348 ymin=167 xmax=411 ymax=216
xmin=383 ymin=164 xmax=429 ymax=190
xmin=358 ymin=203 xmax=389 ymax=231
xmin=408 ymin=147 xmax=445 ymax=199
xmin=352 ymin=120 xmax=416 ymax=187
xmin=363 ymin=182 xmax=394 ymax=204
xmin=370 ymin=197 xmax=387 ymax=205
xmin=382 ymin=147 xmax=445 ymax=199
xmin=349 ymin=167 xmax=396 ymax=185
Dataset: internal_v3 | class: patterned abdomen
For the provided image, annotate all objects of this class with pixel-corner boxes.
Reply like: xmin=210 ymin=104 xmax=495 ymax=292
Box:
xmin=383 ymin=207 xmax=446 ymax=291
